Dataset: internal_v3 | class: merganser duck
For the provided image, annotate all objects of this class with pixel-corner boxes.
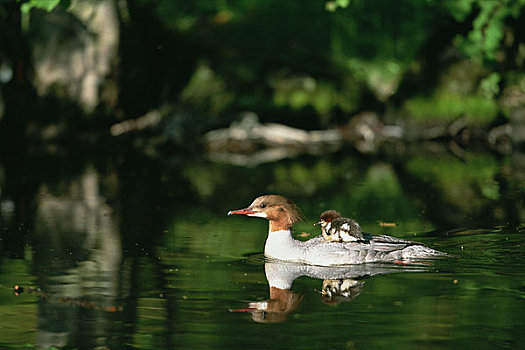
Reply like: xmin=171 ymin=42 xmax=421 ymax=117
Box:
xmin=317 ymin=210 xmax=364 ymax=242
xmin=228 ymin=195 xmax=447 ymax=266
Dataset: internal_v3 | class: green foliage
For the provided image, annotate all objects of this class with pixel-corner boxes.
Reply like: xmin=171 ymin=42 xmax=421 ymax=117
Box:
xmin=19 ymin=0 xmax=70 ymax=31
xmin=346 ymin=58 xmax=404 ymax=101
xmin=179 ymin=63 xmax=235 ymax=115
xmin=10 ymin=0 xmax=525 ymax=128
xmin=146 ymin=0 xmax=449 ymax=117
xmin=446 ymin=0 xmax=525 ymax=62
xmin=443 ymin=0 xmax=478 ymax=22
xmin=404 ymin=91 xmax=499 ymax=123
xmin=479 ymin=72 xmax=501 ymax=99
xmin=329 ymin=0 xmax=443 ymax=101
xmin=19 ymin=0 xmax=67 ymax=14
xmin=325 ymin=0 xmax=350 ymax=12
xmin=271 ymin=73 xmax=360 ymax=114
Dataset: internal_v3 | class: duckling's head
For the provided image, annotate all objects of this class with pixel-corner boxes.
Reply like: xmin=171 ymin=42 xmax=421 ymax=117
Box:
xmin=317 ymin=210 xmax=341 ymax=228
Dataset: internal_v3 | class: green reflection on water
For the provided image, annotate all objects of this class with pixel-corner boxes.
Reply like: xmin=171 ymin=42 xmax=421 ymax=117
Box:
xmin=0 ymin=148 xmax=524 ymax=349
xmin=406 ymin=154 xmax=500 ymax=200
xmin=0 ymin=259 xmax=36 ymax=348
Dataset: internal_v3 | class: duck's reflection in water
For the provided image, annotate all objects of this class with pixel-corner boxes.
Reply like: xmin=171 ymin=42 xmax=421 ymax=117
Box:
xmin=232 ymin=259 xmax=427 ymax=323
xmin=321 ymin=279 xmax=365 ymax=304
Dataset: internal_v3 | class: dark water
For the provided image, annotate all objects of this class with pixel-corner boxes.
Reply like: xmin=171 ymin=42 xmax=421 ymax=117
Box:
xmin=0 ymin=148 xmax=524 ymax=349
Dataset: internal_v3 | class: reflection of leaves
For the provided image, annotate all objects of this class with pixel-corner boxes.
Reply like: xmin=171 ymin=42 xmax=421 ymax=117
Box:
xmin=406 ymin=155 xmax=501 ymax=219
xmin=272 ymin=158 xmax=357 ymax=195
xmin=166 ymin=214 xmax=266 ymax=258
xmin=269 ymin=158 xmax=428 ymax=235
xmin=182 ymin=163 xmax=226 ymax=199
xmin=0 ymin=260 xmax=36 ymax=345
xmin=407 ymin=155 xmax=498 ymax=187
xmin=349 ymin=163 xmax=423 ymax=231
xmin=182 ymin=152 xmax=510 ymax=238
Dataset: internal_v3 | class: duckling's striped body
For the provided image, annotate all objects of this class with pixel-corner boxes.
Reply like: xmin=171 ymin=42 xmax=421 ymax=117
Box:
xmin=319 ymin=210 xmax=364 ymax=242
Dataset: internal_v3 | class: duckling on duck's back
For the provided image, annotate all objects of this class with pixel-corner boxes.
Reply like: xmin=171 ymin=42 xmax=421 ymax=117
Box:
xmin=318 ymin=210 xmax=364 ymax=242
xmin=228 ymin=195 xmax=447 ymax=266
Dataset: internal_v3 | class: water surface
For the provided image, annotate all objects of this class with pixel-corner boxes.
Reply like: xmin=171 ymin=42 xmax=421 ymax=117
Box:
xmin=0 ymin=149 xmax=524 ymax=349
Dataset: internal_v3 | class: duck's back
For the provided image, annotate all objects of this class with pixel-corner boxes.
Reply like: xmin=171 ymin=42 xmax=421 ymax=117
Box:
xmin=297 ymin=234 xmax=445 ymax=266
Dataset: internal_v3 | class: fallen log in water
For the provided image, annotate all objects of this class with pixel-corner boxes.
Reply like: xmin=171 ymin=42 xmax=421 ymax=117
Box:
xmin=202 ymin=112 xmax=403 ymax=165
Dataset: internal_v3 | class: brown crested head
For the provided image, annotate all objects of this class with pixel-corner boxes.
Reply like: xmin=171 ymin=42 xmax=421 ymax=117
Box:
xmin=319 ymin=210 xmax=341 ymax=223
xmin=228 ymin=194 xmax=303 ymax=231
xmin=251 ymin=195 xmax=303 ymax=227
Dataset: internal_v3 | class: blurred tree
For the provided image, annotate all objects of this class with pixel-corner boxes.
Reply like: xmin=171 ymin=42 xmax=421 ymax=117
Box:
xmin=2 ymin=0 xmax=525 ymax=144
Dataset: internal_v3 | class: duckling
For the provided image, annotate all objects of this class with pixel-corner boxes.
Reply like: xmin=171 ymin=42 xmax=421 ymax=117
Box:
xmin=317 ymin=210 xmax=364 ymax=242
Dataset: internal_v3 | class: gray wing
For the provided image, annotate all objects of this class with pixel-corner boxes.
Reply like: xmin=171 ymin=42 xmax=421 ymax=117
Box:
xmin=363 ymin=233 xmax=423 ymax=246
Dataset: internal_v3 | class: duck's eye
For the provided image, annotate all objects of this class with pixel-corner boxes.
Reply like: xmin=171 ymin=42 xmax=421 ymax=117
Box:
xmin=259 ymin=203 xmax=266 ymax=208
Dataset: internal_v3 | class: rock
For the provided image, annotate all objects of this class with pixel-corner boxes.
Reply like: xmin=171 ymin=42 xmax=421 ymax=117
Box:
xmin=343 ymin=112 xmax=404 ymax=153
